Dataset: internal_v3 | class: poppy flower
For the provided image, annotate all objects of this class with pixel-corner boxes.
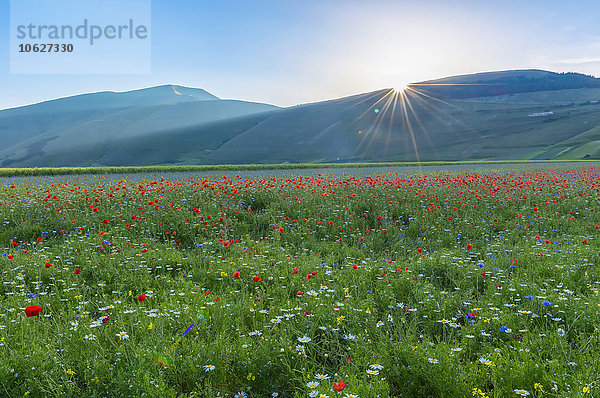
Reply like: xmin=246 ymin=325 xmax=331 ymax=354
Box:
xmin=466 ymin=244 xmax=473 ymax=251
xmin=45 ymin=262 xmax=52 ymax=268
xmin=73 ymin=268 xmax=81 ymax=274
xmin=291 ymin=267 xmax=299 ymax=275
xmin=296 ymin=291 xmax=303 ymax=296
xmin=333 ymin=380 xmax=346 ymax=391
xmin=252 ymin=276 xmax=262 ymax=282
xmin=25 ymin=305 xmax=42 ymax=317
xmin=137 ymin=294 xmax=146 ymax=302
xmin=233 ymin=271 xmax=240 ymax=278
xmin=101 ymin=219 xmax=109 ymax=224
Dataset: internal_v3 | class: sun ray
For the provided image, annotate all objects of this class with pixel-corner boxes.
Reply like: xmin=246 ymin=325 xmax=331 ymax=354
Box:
xmin=348 ymin=80 xmax=501 ymax=165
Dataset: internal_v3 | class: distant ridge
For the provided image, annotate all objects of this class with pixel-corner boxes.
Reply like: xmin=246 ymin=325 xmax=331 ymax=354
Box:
xmin=413 ymin=69 xmax=600 ymax=99
xmin=1 ymin=84 xmax=219 ymax=114
xmin=2 ymin=70 xmax=600 ymax=166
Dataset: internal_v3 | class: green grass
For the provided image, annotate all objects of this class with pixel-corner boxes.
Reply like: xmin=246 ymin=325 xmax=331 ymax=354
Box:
xmin=0 ymin=159 xmax=598 ymax=177
xmin=0 ymin=165 xmax=599 ymax=397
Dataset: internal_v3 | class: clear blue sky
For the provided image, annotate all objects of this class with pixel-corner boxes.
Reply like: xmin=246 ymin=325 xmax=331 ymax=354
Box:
xmin=1 ymin=0 xmax=600 ymax=108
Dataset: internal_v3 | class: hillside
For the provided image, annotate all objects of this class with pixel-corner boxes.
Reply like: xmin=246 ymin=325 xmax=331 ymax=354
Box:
xmin=2 ymin=70 xmax=600 ymax=166
xmin=413 ymin=70 xmax=600 ymax=99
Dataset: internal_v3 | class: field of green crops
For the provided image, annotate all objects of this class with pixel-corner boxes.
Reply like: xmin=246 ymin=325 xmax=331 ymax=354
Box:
xmin=1 ymin=165 xmax=599 ymax=397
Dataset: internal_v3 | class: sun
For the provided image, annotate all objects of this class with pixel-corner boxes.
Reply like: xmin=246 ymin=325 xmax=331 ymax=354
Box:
xmin=393 ymin=83 xmax=409 ymax=94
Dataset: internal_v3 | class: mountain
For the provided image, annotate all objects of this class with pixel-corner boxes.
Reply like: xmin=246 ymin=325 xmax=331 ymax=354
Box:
xmin=0 ymin=85 xmax=220 ymax=149
xmin=2 ymin=70 xmax=600 ymax=167
xmin=0 ymin=86 xmax=278 ymax=166
xmin=413 ymin=69 xmax=600 ymax=99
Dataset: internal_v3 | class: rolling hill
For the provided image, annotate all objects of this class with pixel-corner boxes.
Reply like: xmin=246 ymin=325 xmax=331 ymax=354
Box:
xmin=2 ymin=70 xmax=600 ymax=166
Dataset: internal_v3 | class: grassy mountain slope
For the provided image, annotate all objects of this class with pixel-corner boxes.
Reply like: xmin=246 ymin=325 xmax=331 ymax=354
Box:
xmin=0 ymin=99 xmax=278 ymax=167
xmin=414 ymin=70 xmax=600 ymax=99
xmin=0 ymin=85 xmax=219 ymax=148
xmin=2 ymin=70 xmax=600 ymax=167
xmin=201 ymin=87 xmax=600 ymax=163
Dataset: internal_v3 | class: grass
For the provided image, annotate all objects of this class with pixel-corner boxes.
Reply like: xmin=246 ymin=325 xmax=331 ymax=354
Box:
xmin=0 ymin=159 xmax=598 ymax=177
xmin=0 ymin=164 xmax=599 ymax=397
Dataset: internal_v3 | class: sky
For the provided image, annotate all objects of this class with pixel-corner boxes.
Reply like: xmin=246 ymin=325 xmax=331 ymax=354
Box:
xmin=1 ymin=0 xmax=600 ymax=109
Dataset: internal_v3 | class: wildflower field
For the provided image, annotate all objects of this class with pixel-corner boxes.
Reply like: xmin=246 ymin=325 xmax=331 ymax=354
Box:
xmin=1 ymin=165 xmax=599 ymax=397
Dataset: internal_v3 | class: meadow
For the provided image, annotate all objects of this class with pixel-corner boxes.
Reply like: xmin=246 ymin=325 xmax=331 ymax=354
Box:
xmin=0 ymin=164 xmax=599 ymax=397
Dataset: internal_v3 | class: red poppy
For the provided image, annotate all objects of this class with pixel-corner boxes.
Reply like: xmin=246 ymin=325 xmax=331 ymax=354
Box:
xmin=25 ymin=305 xmax=42 ymax=317
xmin=45 ymin=262 xmax=52 ymax=268
xmin=73 ymin=268 xmax=81 ymax=274
xmin=137 ymin=294 xmax=146 ymax=302
xmin=223 ymin=241 xmax=229 ymax=247
xmin=352 ymin=264 xmax=358 ymax=269
xmin=306 ymin=273 xmax=312 ymax=279
xmin=291 ymin=267 xmax=299 ymax=275
xmin=333 ymin=380 xmax=346 ymax=392
xmin=101 ymin=219 xmax=109 ymax=224
xmin=233 ymin=271 xmax=240 ymax=278
xmin=296 ymin=291 xmax=303 ymax=296
xmin=252 ymin=276 xmax=261 ymax=282
xmin=466 ymin=244 xmax=473 ymax=251
xmin=102 ymin=315 xmax=110 ymax=323
xmin=11 ymin=242 xmax=18 ymax=247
